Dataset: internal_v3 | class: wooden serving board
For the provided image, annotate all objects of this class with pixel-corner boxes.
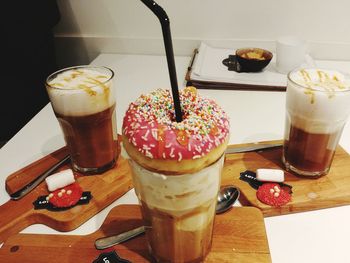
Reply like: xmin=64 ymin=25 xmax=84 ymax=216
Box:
xmin=0 ymin=204 xmax=271 ymax=263
xmin=0 ymin=139 xmax=133 ymax=244
xmin=222 ymin=141 xmax=350 ymax=217
xmin=2 ymin=139 xmax=348 ymax=244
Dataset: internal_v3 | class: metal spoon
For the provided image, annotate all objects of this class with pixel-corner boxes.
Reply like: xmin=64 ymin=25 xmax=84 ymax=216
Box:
xmin=216 ymin=185 xmax=240 ymax=214
xmin=95 ymin=185 xmax=240 ymax=250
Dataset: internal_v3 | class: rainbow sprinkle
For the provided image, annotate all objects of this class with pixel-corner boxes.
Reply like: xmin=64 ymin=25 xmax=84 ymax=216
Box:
xmin=123 ymin=87 xmax=230 ymax=160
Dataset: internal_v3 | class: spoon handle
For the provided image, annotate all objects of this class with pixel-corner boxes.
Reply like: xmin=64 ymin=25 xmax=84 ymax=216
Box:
xmin=9 ymin=155 xmax=71 ymax=200
xmin=225 ymin=143 xmax=282 ymax=154
xmin=95 ymin=226 xmax=146 ymax=250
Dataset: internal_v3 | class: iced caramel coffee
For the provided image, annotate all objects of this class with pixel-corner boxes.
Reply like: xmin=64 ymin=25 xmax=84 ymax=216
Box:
xmin=122 ymin=87 xmax=230 ymax=262
xmin=130 ymin=156 xmax=223 ymax=262
xmin=283 ymin=68 xmax=350 ymax=177
xmin=46 ymin=66 xmax=117 ymax=174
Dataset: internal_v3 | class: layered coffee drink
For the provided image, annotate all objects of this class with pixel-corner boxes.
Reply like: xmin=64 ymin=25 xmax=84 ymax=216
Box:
xmin=130 ymin=156 xmax=223 ymax=262
xmin=283 ymin=68 xmax=350 ymax=177
xmin=46 ymin=66 xmax=117 ymax=174
xmin=122 ymin=87 xmax=230 ymax=262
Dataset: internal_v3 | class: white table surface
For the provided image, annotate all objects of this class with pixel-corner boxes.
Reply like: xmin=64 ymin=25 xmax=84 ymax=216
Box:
xmin=1 ymin=53 xmax=350 ymax=262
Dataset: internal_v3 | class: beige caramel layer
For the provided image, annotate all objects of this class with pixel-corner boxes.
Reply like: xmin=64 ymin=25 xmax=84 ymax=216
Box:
xmin=122 ymin=135 xmax=228 ymax=175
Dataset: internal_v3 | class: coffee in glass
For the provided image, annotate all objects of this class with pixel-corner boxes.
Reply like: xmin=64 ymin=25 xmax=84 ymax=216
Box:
xmin=122 ymin=87 xmax=230 ymax=262
xmin=283 ymin=68 xmax=350 ymax=177
xmin=46 ymin=66 xmax=117 ymax=174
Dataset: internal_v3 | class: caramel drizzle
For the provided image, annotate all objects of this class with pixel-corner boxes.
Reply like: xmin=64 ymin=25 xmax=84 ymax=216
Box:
xmin=78 ymin=84 xmax=97 ymax=96
xmin=317 ymin=70 xmax=334 ymax=98
xmin=298 ymin=69 xmax=347 ymax=104
xmin=300 ymin=69 xmax=315 ymax=104
xmin=49 ymin=71 xmax=111 ymax=102
xmin=70 ymin=70 xmax=83 ymax=79
xmin=85 ymin=77 xmax=110 ymax=102
xmin=49 ymin=83 xmax=64 ymax=88
xmin=62 ymin=70 xmax=82 ymax=82
xmin=304 ymin=88 xmax=315 ymax=104
xmin=300 ymin=69 xmax=312 ymax=82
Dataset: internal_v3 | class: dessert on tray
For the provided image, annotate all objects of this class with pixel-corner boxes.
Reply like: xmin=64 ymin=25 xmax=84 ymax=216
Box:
xmin=122 ymin=86 xmax=230 ymax=174
xmin=122 ymin=86 xmax=230 ymax=262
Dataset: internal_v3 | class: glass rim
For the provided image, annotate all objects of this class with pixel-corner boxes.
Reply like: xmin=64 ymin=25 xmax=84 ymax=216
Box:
xmin=287 ymin=67 xmax=350 ymax=93
xmin=45 ymin=65 xmax=114 ymax=90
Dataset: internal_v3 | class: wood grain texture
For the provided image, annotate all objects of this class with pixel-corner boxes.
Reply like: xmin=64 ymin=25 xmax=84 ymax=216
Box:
xmin=222 ymin=140 xmax=350 ymax=217
xmin=0 ymin=205 xmax=271 ymax=263
xmin=2 ymin=138 xmax=348 ymax=248
xmin=0 ymin=140 xmax=133 ymax=243
xmin=5 ymin=147 xmax=69 ymax=195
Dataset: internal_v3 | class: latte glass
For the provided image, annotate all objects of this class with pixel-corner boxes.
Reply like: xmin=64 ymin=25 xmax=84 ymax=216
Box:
xmin=46 ymin=66 xmax=117 ymax=174
xmin=283 ymin=68 xmax=350 ymax=177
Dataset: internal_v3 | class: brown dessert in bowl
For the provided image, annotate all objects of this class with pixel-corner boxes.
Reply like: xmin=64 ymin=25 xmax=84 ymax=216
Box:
xmin=236 ymin=48 xmax=273 ymax=72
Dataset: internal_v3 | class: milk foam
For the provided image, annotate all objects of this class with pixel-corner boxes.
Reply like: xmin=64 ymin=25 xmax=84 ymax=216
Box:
xmin=287 ymin=69 xmax=350 ymax=133
xmin=47 ymin=67 xmax=115 ymax=116
xmin=129 ymin=155 xmax=223 ymax=230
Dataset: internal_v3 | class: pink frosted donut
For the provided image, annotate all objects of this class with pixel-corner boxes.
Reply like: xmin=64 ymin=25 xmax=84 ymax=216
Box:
xmin=122 ymin=87 xmax=230 ymax=174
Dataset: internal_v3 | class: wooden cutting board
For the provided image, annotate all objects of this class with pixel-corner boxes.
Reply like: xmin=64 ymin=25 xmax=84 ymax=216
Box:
xmin=0 ymin=204 xmax=271 ymax=263
xmin=2 ymin=139 xmax=348 ymax=244
xmin=222 ymin=141 xmax=350 ymax=217
xmin=0 ymin=139 xmax=133 ymax=244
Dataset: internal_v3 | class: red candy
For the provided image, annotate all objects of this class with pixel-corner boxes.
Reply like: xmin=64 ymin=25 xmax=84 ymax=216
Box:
xmin=257 ymin=183 xmax=291 ymax=207
xmin=48 ymin=182 xmax=83 ymax=208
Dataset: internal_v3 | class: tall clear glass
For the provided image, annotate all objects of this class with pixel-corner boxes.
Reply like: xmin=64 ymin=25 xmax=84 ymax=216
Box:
xmin=46 ymin=66 xmax=117 ymax=174
xmin=129 ymin=155 xmax=224 ymax=263
xmin=283 ymin=68 xmax=350 ymax=177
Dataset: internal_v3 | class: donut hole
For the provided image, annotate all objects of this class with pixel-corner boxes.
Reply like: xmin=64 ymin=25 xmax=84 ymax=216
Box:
xmin=169 ymin=109 xmax=187 ymax=122
xmin=168 ymin=111 xmax=176 ymax=122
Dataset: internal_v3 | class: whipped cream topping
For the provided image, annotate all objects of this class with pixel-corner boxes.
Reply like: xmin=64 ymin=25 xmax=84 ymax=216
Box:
xmin=47 ymin=67 xmax=115 ymax=116
xmin=286 ymin=68 xmax=350 ymax=133
xmin=48 ymin=68 xmax=111 ymax=90
xmin=290 ymin=69 xmax=350 ymax=95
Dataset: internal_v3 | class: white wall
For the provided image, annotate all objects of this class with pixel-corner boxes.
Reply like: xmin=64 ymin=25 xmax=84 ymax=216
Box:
xmin=54 ymin=0 xmax=350 ymax=66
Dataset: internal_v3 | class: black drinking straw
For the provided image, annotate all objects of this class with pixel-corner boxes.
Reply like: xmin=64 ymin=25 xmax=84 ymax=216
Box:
xmin=140 ymin=0 xmax=182 ymax=122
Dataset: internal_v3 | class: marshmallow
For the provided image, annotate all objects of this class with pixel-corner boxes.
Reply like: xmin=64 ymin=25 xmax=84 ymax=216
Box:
xmin=256 ymin=169 xmax=284 ymax=183
xmin=45 ymin=169 xmax=75 ymax=192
